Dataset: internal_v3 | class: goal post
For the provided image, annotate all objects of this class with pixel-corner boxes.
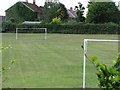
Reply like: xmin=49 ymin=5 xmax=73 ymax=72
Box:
xmin=83 ymin=39 xmax=120 ymax=88
xmin=16 ymin=28 xmax=47 ymax=40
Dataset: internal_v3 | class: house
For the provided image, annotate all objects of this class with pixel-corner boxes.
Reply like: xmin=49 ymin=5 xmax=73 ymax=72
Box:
xmin=67 ymin=7 xmax=77 ymax=19
xmin=5 ymin=0 xmax=77 ymax=24
xmin=45 ymin=0 xmax=77 ymax=19
xmin=46 ymin=0 xmax=59 ymax=3
xmin=5 ymin=0 xmax=43 ymax=23
xmin=0 ymin=15 xmax=5 ymax=23
xmin=118 ymin=1 xmax=120 ymax=10
xmin=0 ymin=15 xmax=5 ymax=32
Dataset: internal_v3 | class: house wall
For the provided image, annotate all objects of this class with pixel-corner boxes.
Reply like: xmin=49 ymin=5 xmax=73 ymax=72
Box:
xmin=6 ymin=2 xmax=37 ymax=23
xmin=37 ymin=8 xmax=44 ymax=20
xmin=0 ymin=16 xmax=5 ymax=32
xmin=118 ymin=1 xmax=120 ymax=10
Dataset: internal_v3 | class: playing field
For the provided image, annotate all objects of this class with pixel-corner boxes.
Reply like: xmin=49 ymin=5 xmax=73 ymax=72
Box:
xmin=2 ymin=33 xmax=118 ymax=88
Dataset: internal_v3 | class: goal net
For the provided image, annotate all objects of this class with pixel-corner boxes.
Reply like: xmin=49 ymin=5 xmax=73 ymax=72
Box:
xmin=83 ymin=39 xmax=120 ymax=88
xmin=16 ymin=28 xmax=47 ymax=40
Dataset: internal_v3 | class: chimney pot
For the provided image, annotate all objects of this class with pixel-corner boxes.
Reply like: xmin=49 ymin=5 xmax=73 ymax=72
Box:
xmin=33 ymin=0 xmax=36 ymax=4
xmin=70 ymin=7 xmax=73 ymax=11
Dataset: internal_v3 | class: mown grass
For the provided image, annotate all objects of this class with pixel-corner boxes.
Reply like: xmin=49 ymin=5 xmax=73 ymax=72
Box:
xmin=2 ymin=33 xmax=118 ymax=88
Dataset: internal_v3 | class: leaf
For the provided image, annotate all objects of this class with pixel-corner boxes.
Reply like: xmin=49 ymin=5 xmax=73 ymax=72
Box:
xmin=11 ymin=59 xmax=16 ymax=64
xmin=2 ymin=67 xmax=6 ymax=71
xmin=96 ymin=63 xmax=100 ymax=67
xmin=91 ymin=56 xmax=97 ymax=62
xmin=109 ymin=67 xmax=117 ymax=75
xmin=113 ymin=61 xmax=116 ymax=65
xmin=81 ymin=44 xmax=84 ymax=49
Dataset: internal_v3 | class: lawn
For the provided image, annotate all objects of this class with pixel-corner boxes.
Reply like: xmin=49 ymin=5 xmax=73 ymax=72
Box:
xmin=2 ymin=33 xmax=118 ymax=88
xmin=0 ymin=33 xmax=2 ymax=88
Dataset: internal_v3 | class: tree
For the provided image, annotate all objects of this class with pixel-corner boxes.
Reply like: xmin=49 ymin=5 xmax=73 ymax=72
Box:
xmin=86 ymin=2 xmax=120 ymax=23
xmin=43 ymin=2 xmax=68 ymax=23
xmin=75 ymin=2 xmax=85 ymax=22
xmin=56 ymin=3 xmax=68 ymax=21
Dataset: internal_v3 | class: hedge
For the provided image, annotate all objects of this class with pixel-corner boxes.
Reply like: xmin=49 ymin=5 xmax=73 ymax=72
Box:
xmin=2 ymin=22 xmax=120 ymax=34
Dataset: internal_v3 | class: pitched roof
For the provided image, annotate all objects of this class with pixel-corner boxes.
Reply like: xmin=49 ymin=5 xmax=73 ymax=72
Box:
xmin=5 ymin=1 xmax=43 ymax=13
xmin=22 ymin=2 xmax=43 ymax=13
xmin=67 ymin=9 xmax=77 ymax=18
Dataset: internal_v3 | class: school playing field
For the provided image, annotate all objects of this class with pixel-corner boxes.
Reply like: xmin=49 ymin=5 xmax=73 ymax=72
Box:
xmin=2 ymin=33 xmax=119 ymax=88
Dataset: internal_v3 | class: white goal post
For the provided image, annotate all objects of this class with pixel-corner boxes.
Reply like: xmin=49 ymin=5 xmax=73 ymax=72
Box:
xmin=83 ymin=39 xmax=120 ymax=88
xmin=16 ymin=28 xmax=47 ymax=40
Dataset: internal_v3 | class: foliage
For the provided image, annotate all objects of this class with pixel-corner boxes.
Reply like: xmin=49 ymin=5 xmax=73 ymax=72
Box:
xmin=91 ymin=55 xmax=120 ymax=89
xmin=0 ymin=46 xmax=16 ymax=84
xmin=75 ymin=2 xmax=85 ymax=22
xmin=43 ymin=2 xmax=68 ymax=23
xmin=51 ymin=17 xmax=62 ymax=24
xmin=15 ymin=22 xmax=120 ymax=34
xmin=86 ymin=2 xmax=120 ymax=24
xmin=16 ymin=2 xmax=37 ymax=21
xmin=56 ymin=3 xmax=68 ymax=21
xmin=2 ymin=21 xmax=16 ymax=32
xmin=81 ymin=45 xmax=120 ymax=89
xmin=43 ymin=2 xmax=58 ymax=23
xmin=6 ymin=2 xmax=37 ymax=24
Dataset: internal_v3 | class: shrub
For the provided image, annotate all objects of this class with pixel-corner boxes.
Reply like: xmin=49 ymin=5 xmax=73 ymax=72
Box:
xmin=51 ymin=17 xmax=62 ymax=24
xmin=81 ymin=45 xmax=120 ymax=89
xmin=2 ymin=21 xmax=16 ymax=33
xmin=3 ymin=23 xmax=120 ymax=34
xmin=91 ymin=55 xmax=120 ymax=89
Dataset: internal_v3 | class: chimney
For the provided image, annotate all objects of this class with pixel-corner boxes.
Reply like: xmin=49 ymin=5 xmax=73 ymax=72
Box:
xmin=26 ymin=0 xmax=28 ymax=2
xmin=70 ymin=7 xmax=73 ymax=11
xmin=33 ymin=0 xmax=36 ymax=4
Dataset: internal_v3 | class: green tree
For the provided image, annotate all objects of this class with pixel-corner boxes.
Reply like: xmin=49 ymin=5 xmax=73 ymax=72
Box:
xmin=43 ymin=2 xmax=58 ymax=23
xmin=56 ymin=3 xmax=68 ymax=21
xmin=75 ymin=2 xmax=85 ymax=22
xmin=43 ymin=2 xmax=68 ymax=23
xmin=86 ymin=2 xmax=120 ymax=23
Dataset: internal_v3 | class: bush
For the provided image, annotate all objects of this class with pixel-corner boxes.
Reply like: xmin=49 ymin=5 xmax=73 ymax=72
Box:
xmin=2 ymin=21 xmax=16 ymax=33
xmin=91 ymin=55 xmax=120 ymax=89
xmin=81 ymin=45 xmax=120 ymax=89
xmin=51 ymin=17 xmax=62 ymax=24
xmin=3 ymin=22 xmax=120 ymax=34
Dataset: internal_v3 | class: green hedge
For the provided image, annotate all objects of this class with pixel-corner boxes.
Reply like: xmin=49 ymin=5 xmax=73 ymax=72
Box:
xmin=2 ymin=21 xmax=16 ymax=33
xmin=3 ymin=23 xmax=120 ymax=34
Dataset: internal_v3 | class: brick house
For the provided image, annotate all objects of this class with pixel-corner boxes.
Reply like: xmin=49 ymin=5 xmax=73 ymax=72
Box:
xmin=5 ymin=0 xmax=44 ymax=23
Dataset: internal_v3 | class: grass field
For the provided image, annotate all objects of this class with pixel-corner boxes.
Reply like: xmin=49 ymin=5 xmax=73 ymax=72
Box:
xmin=2 ymin=33 xmax=118 ymax=88
xmin=0 ymin=33 xmax=2 ymax=88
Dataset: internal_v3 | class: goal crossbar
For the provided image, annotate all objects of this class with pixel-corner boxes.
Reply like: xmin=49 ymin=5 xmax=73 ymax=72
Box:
xmin=83 ymin=39 xmax=120 ymax=88
xmin=16 ymin=28 xmax=47 ymax=40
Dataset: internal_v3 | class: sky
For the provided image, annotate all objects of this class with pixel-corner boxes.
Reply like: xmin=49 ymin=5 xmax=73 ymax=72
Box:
xmin=0 ymin=0 xmax=119 ymax=16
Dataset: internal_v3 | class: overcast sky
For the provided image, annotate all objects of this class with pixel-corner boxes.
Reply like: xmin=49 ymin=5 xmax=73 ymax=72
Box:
xmin=0 ymin=0 xmax=119 ymax=16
